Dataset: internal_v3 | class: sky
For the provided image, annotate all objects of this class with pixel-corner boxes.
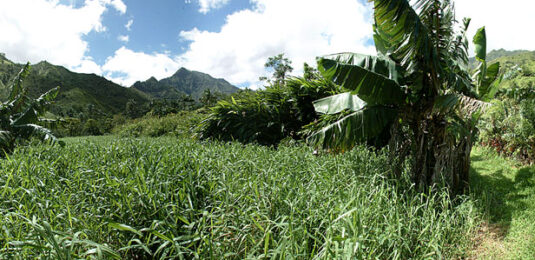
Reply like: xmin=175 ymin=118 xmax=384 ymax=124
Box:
xmin=0 ymin=0 xmax=533 ymax=89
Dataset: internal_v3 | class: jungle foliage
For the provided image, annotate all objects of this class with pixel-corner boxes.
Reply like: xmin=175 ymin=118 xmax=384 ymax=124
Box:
xmin=307 ymin=0 xmax=501 ymax=193
xmin=0 ymin=63 xmax=63 ymax=154
xmin=478 ymin=51 xmax=535 ymax=163
xmin=198 ymin=67 xmax=342 ymax=145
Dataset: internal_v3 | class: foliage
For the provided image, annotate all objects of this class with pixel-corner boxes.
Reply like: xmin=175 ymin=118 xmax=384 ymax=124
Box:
xmin=198 ymin=72 xmax=341 ymax=145
xmin=260 ymin=53 xmax=294 ymax=85
xmin=307 ymin=0 xmax=501 ymax=193
xmin=0 ymin=136 xmax=478 ymax=259
xmin=113 ymin=110 xmax=205 ymax=138
xmin=0 ymin=63 xmax=63 ymax=154
xmin=478 ymin=50 xmax=535 ymax=163
xmin=479 ymin=98 xmax=535 ymax=163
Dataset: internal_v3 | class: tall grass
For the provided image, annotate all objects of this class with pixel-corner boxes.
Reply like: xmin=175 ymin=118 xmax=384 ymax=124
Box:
xmin=0 ymin=136 xmax=477 ymax=259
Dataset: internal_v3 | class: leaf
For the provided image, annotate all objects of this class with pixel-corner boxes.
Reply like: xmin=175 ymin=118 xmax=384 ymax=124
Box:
xmin=9 ymin=63 xmax=31 ymax=101
xmin=482 ymin=74 xmax=503 ymax=102
xmin=373 ymin=0 xmax=437 ymax=74
xmin=433 ymin=94 xmax=491 ymax=117
xmin=479 ymin=62 xmax=501 ymax=100
xmin=11 ymin=106 xmax=38 ymax=126
xmin=108 ymin=223 xmax=142 ymax=237
xmin=458 ymin=94 xmax=491 ymax=116
xmin=34 ymin=87 xmax=60 ymax=113
xmin=13 ymin=124 xmax=65 ymax=147
xmin=308 ymin=106 xmax=398 ymax=151
xmin=317 ymin=54 xmax=406 ymax=105
xmin=321 ymin=53 xmax=404 ymax=83
xmin=313 ymin=92 xmax=366 ymax=115
xmin=433 ymin=94 xmax=460 ymax=115
xmin=473 ymin=27 xmax=487 ymax=62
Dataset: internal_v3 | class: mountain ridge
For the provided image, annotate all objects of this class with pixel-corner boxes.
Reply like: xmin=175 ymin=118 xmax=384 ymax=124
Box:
xmin=0 ymin=57 xmax=239 ymax=117
xmin=132 ymin=67 xmax=239 ymax=100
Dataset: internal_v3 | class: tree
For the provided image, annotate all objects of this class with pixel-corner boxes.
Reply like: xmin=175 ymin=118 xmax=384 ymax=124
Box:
xmin=260 ymin=53 xmax=293 ymax=85
xmin=200 ymin=89 xmax=219 ymax=107
xmin=308 ymin=0 xmax=501 ymax=194
xmin=125 ymin=99 xmax=141 ymax=118
xmin=0 ymin=63 xmax=63 ymax=154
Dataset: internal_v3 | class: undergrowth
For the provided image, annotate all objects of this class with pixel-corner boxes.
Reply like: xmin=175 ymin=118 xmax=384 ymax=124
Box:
xmin=0 ymin=136 xmax=477 ymax=259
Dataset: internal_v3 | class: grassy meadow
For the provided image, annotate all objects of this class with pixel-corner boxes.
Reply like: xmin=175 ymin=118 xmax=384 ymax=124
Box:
xmin=0 ymin=136 xmax=479 ymax=259
xmin=470 ymin=147 xmax=535 ymax=259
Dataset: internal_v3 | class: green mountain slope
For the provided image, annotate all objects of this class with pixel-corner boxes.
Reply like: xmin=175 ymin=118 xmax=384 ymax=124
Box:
xmin=0 ymin=56 xmax=149 ymax=116
xmin=132 ymin=67 xmax=239 ymax=99
xmin=490 ymin=50 xmax=535 ymax=93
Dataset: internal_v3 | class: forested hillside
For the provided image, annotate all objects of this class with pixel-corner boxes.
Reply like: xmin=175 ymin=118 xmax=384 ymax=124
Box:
xmin=0 ymin=54 xmax=149 ymax=117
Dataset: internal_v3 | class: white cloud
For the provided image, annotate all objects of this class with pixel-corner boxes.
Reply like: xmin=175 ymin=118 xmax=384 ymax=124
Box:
xmin=0 ymin=0 xmax=125 ymax=72
xmin=109 ymin=0 xmax=126 ymax=14
xmin=102 ymin=47 xmax=180 ymax=86
xmin=454 ymin=0 xmax=535 ymax=52
xmin=198 ymin=0 xmax=229 ymax=14
xmin=179 ymin=0 xmax=375 ymax=88
xmin=72 ymin=58 xmax=103 ymax=75
xmin=125 ymin=19 xmax=133 ymax=31
xmin=117 ymin=35 xmax=129 ymax=43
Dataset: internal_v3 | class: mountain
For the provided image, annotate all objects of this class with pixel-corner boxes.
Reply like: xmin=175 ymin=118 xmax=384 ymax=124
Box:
xmin=0 ymin=55 xmax=149 ymax=116
xmin=132 ymin=67 xmax=239 ymax=100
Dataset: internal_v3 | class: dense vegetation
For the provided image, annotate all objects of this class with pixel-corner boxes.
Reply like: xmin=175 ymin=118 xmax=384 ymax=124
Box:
xmin=478 ymin=51 xmax=535 ymax=162
xmin=0 ymin=137 xmax=477 ymax=259
xmin=3 ymin=0 xmax=535 ymax=258
xmin=0 ymin=63 xmax=62 ymax=154
xmin=198 ymin=73 xmax=341 ymax=145
xmin=0 ymin=55 xmax=238 ymax=137
xmin=113 ymin=110 xmax=205 ymax=138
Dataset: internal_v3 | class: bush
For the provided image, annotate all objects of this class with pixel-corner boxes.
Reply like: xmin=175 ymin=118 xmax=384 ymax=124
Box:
xmin=479 ymin=98 xmax=535 ymax=162
xmin=113 ymin=110 xmax=205 ymax=138
xmin=198 ymin=76 xmax=341 ymax=145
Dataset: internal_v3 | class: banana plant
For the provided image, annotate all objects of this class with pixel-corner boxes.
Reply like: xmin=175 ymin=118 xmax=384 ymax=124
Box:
xmin=308 ymin=0 xmax=501 ymax=193
xmin=0 ymin=63 xmax=64 ymax=154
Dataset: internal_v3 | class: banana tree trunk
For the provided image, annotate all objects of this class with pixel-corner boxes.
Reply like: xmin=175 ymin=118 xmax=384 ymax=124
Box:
xmin=391 ymin=114 xmax=472 ymax=195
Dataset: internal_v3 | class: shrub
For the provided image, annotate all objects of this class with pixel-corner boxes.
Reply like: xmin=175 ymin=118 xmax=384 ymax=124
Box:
xmin=113 ymin=110 xmax=205 ymax=138
xmin=480 ymin=98 xmax=535 ymax=162
xmin=197 ymin=76 xmax=341 ymax=145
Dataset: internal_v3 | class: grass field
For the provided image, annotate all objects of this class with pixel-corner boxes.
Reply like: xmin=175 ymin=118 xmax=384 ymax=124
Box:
xmin=0 ymin=136 xmax=478 ymax=259
xmin=469 ymin=147 xmax=535 ymax=259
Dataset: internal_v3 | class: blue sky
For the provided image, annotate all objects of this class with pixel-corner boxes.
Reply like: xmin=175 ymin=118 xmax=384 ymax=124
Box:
xmin=0 ymin=0 xmax=533 ymax=88
xmin=84 ymin=0 xmax=253 ymax=64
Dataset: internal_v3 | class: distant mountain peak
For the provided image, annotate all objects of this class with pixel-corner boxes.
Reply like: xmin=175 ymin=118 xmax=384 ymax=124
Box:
xmin=133 ymin=67 xmax=239 ymax=100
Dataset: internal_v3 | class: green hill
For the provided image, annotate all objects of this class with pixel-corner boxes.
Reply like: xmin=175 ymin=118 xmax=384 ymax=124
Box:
xmin=132 ymin=67 xmax=239 ymax=100
xmin=468 ymin=49 xmax=535 ymax=93
xmin=489 ymin=50 xmax=535 ymax=93
xmin=0 ymin=55 xmax=149 ymax=117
